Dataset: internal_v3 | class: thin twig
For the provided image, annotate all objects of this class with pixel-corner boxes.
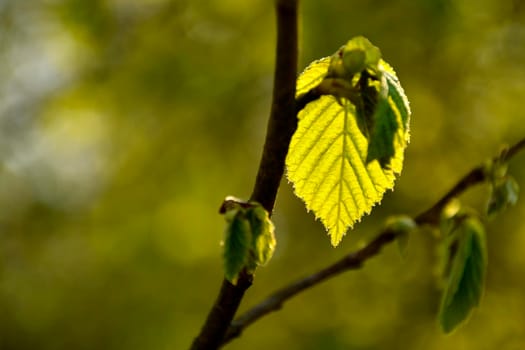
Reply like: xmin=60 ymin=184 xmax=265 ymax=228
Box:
xmin=222 ymin=230 xmax=397 ymax=344
xmin=416 ymin=136 xmax=525 ymax=225
xmin=189 ymin=1 xmax=298 ymax=349
xmin=222 ymin=136 xmax=525 ymax=345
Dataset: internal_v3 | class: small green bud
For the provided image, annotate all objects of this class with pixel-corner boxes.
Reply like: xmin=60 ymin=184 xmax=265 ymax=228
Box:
xmin=342 ymin=49 xmax=367 ymax=76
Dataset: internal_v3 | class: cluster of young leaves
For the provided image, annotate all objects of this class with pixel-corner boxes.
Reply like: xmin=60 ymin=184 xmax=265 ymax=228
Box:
xmin=220 ymin=197 xmax=276 ymax=284
xmin=286 ymin=36 xmax=411 ymax=246
xmin=436 ymin=154 xmax=520 ymax=333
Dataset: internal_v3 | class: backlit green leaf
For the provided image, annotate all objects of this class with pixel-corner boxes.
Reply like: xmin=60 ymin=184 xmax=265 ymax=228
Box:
xmin=223 ymin=209 xmax=251 ymax=284
xmin=296 ymin=57 xmax=331 ymax=97
xmin=288 ymin=37 xmax=410 ymax=246
xmin=439 ymin=216 xmax=487 ymax=333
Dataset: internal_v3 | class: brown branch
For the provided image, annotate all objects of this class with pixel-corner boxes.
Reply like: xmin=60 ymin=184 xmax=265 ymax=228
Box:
xmin=189 ymin=1 xmax=298 ymax=349
xmin=250 ymin=0 xmax=298 ymax=212
xmin=222 ymin=136 xmax=525 ymax=345
xmin=414 ymin=167 xmax=485 ymax=225
xmin=505 ymin=137 xmax=525 ymax=161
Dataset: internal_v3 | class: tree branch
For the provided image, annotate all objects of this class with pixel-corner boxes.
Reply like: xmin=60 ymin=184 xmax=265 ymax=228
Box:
xmin=189 ymin=1 xmax=298 ymax=349
xmin=251 ymin=0 xmax=298 ymax=212
xmin=222 ymin=136 xmax=525 ymax=345
xmin=415 ymin=137 xmax=525 ymax=225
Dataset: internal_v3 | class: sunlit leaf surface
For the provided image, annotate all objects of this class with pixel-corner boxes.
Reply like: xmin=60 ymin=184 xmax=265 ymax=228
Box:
xmin=287 ymin=44 xmax=410 ymax=246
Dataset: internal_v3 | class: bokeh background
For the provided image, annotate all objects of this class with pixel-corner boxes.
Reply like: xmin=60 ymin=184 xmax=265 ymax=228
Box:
xmin=1 ymin=0 xmax=525 ymax=349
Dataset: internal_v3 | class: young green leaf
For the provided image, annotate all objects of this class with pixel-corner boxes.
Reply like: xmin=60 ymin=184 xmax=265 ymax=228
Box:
xmin=365 ymin=89 xmax=398 ymax=167
xmin=223 ymin=209 xmax=252 ymax=284
xmin=246 ymin=204 xmax=276 ymax=268
xmin=367 ymin=61 xmax=411 ymax=166
xmin=288 ymin=37 xmax=411 ymax=246
xmin=439 ymin=216 xmax=487 ymax=333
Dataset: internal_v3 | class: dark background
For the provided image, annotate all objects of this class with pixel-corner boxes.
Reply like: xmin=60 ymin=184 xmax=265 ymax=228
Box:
xmin=1 ymin=0 xmax=524 ymax=349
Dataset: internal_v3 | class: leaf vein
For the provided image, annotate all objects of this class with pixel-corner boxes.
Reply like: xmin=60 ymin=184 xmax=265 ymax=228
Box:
xmin=307 ymin=135 xmax=345 ymax=204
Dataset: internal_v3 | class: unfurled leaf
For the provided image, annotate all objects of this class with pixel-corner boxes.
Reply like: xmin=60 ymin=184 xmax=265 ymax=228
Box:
xmin=287 ymin=37 xmax=410 ymax=246
xmin=223 ymin=209 xmax=251 ymax=284
xmin=247 ymin=204 xmax=276 ymax=268
xmin=487 ymin=176 xmax=519 ymax=216
xmin=439 ymin=216 xmax=487 ymax=333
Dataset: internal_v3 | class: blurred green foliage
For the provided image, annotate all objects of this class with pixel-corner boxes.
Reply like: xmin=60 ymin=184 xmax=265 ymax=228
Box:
xmin=0 ymin=0 xmax=524 ymax=349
